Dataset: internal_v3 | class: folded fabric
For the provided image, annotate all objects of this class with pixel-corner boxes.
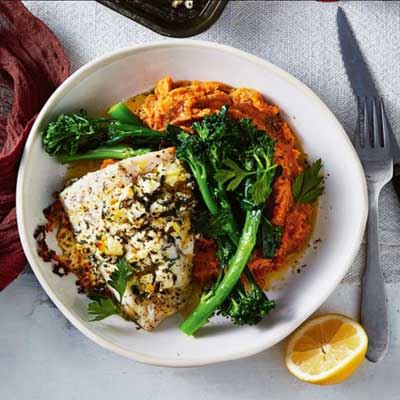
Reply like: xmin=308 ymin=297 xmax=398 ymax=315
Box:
xmin=0 ymin=0 xmax=69 ymax=290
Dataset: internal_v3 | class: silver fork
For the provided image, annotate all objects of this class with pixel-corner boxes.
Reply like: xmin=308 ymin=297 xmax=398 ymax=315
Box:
xmin=355 ymin=97 xmax=393 ymax=362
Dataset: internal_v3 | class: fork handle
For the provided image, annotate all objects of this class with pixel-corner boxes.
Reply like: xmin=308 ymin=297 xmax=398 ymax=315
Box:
xmin=361 ymin=186 xmax=389 ymax=362
xmin=391 ymin=167 xmax=400 ymax=204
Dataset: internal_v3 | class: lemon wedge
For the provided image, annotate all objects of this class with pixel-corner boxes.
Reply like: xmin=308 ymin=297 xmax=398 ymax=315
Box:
xmin=285 ymin=314 xmax=368 ymax=385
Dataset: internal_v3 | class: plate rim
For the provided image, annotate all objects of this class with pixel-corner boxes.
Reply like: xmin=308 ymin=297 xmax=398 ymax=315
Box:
xmin=16 ymin=40 xmax=368 ymax=367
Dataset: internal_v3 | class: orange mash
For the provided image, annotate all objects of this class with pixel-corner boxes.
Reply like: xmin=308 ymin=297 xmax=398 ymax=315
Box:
xmin=135 ymin=76 xmax=315 ymax=289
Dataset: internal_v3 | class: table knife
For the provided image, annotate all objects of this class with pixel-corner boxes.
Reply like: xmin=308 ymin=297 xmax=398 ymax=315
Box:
xmin=337 ymin=7 xmax=393 ymax=363
xmin=337 ymin=7 xmax=400 ymax=197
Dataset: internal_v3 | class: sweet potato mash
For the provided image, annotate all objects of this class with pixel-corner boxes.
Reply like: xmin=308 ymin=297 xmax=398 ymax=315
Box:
xmin=136 ymin=76 xmax=315 ymax=288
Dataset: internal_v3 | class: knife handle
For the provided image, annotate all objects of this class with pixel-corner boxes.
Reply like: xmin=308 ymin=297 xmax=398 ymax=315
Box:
xmin=361 ymin=186 xmax=389 ymax=363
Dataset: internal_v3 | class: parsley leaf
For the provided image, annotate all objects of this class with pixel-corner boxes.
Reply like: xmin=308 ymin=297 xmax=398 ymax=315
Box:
xmin=215 ymin=158 xmax=254 ymax=191
xmin=108 ymin=259 xmax=133 ymax=302
xmin=293 ymin=159 xmax=324 ymax=204
xmin=250 ymin=169 xmax=276 ymax=206
xmin=215 ymin=158 xmax=276 ymax=199
xmin=87 ymin=259 xmax=133 ymax=323
xmin=88 ymin=297 xmax=119 ymax=321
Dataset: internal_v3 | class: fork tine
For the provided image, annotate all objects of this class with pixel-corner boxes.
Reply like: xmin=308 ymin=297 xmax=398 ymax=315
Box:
xmin=372 ymin=97 xmax=380 ymax=147
xmin=380 ymin=99 xmax=390 ymax=148
xmin=363 ymin=97 xmax=372 ymax=148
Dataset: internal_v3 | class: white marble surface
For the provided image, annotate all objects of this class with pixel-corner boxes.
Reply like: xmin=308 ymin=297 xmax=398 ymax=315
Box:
xmin=1 ymin=272 xmax=399 ymax=399
xmin=2 ymin=1 xmax=400 ymax=398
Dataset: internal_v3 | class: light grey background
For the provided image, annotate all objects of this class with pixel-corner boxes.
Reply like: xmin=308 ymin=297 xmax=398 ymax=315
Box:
xmin=1 ymin=1 xmax=400 ymax=399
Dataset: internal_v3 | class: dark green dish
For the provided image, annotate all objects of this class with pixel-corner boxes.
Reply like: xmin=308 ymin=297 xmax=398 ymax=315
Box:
xmin=97 ymin=0 xmax=228 ymax=38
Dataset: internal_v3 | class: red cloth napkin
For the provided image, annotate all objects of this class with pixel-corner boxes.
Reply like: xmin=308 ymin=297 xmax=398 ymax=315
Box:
xmin=0 ymin=1 xmax=69 ymax=290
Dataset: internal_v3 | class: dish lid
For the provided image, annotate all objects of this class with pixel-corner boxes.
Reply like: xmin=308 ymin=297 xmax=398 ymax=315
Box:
xmin=97 ymin=0 xmax=228 ymax=38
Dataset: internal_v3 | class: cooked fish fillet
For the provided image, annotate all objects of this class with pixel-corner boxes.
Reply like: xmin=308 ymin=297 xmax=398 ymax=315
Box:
xmin=59 ymin=148 xmax=196 ymax=330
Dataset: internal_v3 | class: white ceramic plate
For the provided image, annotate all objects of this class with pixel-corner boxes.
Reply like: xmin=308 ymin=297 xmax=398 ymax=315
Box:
xmin=16 ymin=41 xmax=368 ymax=367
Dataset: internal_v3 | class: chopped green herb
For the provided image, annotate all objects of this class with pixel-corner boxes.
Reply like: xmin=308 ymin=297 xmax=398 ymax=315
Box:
xmin=293 ymin=159 xmax=324 ymax=204
xmin=215 ymin=158 xmax=276 ymax=197
xmin=88 ymin=297 xmax=119 ymax=321
xmin=108 ymin=259 xmax=133 ymax=302
xmin=215 ymin=158 xmax=255 ymax=191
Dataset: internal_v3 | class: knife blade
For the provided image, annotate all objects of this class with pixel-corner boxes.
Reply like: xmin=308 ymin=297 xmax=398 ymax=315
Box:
xmin=337 ymin=7 xmax=400 ymax=167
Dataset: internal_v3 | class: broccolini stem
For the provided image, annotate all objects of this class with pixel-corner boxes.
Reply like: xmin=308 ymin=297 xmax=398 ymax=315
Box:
xmin=186 ymin=162 xmax=218 ymax=215
xmin=106 ymin=122 xmax=165 ymax=145
xmin=192 ymin=169 xmax=238 ymax=239
xmin=180 ymin=209 xmax=262 ymax=335
xmin=214 ymin=185 xmax=240 ymax=245
xmin=209 ymin=153 xmax=240 ymax=244
xmin=243 ymin=266 xmax=260 ymax=289
xmin=57 ymin=146 xmax=150 ymax=163
xmin=107 ymin=102 xmax=141 ymax=125
xmin=197 ymin=181 xmax=219 ymax=215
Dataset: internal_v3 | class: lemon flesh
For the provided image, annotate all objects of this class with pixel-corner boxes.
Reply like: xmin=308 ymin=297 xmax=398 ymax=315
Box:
xmin=285 ymin=314 xmax=368 ymax=385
